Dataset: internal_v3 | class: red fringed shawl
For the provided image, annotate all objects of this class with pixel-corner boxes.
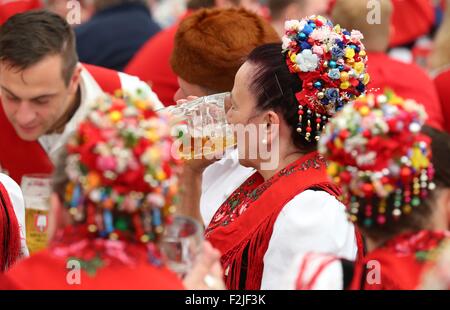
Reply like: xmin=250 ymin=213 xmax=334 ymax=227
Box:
xmin=206 ymin=151 xmax=361 ymax=289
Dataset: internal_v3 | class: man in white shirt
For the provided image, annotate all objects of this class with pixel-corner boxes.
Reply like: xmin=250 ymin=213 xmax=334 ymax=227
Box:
xmin=0 ymin=10 xmax=163 ymax=184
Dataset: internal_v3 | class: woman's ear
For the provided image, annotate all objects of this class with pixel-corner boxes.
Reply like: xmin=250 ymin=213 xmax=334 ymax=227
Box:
xmin=444 ymin=189 xmax=450 ymax=230
xmin=264 ymin=111 xmax=281 ymax=145
xmin=431 ymin=188 xmax=450 ymax=231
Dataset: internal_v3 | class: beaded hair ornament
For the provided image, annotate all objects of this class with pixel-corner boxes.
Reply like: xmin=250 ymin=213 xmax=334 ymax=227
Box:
xmin=64 ymin=89 xmax=180 ymax=244
xmin=282 ymin=15 xmax=370 ymax=142
xmin=319 ymin=91 xmax=435 ymax=228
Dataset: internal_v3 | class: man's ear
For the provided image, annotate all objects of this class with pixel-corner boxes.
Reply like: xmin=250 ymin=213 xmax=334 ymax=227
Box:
xmin=68 ymin=64 xmax=82 ymax=94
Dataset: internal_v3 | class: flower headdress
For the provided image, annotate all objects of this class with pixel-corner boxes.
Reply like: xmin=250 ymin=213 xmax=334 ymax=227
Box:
xmin=319 ymin=91 xmax=435 ymax=227
xmin=64 ymin=89 xmax=180 ymax=244
xmin=282 ymin=15 xmax=370 ymax=142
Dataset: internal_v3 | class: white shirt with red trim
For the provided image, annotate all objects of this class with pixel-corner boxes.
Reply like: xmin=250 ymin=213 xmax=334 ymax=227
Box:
xmin=200 ymin=153 xmax=358 ymax=289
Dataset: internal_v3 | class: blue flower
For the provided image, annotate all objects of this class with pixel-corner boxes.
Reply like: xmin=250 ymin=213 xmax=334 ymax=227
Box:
xmin=328 ymin=69 xmax=341 ymax=80
xmin=331 ymin=46 xmax=344 ymax=59
xmin=357 ymin=82 xmax=365 ymax=93
xmin=321 ymin=98 xmax=330 ymax=106
xmin=297 ymin=32 xmax=307 ymax=41
xmin=300 ymin=41 xmax=312 ymax=50
xmin=302 ymin=24 xmax=314 ymax=35
xmin=325 ymin=88 xmax=340 ymax=103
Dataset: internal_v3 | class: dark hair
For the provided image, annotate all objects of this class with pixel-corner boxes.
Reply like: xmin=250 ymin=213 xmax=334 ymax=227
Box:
xmin=187 ymin=0 xmax=240 ymax=10
xmin=0 ymin=10 xmax=78 ymax=86
xmin=422 ymin=125 xmax=450 ymax=188
xmin=360 ymin=126 xmax=450 ymax=242
xmin=94 ymin=0 xmax=148 ymax=11
xmin=268 ymin=0 xmax=303 ymax=19
xmin=246 ymin=43 xmax=316 ymax=153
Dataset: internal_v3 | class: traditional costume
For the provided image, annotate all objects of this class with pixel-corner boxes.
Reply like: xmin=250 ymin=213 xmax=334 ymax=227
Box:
xmin=318 ymin=91 xmax=449 ymax=290
xmin=1 ymin=90 xmax=184 ymax=289
xmin=205 ymin=16 xmax=369 ymax=290
xmin=0 ymin=64 xmax=163 ymax=184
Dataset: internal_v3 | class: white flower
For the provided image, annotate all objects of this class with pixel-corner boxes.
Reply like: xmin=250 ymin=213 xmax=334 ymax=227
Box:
xmin=284 ymin=19 xmax=307 ymax=32
xmin=310 ymin=27 xmax=331 ymax=41
xmin=284 ymin=20 xmax=300 ymax=31
xmin=282 ymin=36 xmax=291 ymax=50
xmin=312 ymin=45 xmax=324 ymax=55
xmin=295 ymin=49 xmax=319 ymax=72
xmin=351 ymin=30 xmax=364 ymax=41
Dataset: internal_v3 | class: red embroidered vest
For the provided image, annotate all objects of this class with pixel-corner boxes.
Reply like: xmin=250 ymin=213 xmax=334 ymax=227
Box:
xmin=206 ymin=151 xmax=356 ymax=290
xmin=0 ymin=64 xmax=122 ymax=184
xmin=349 ymin=230 xmax=450 ymax=290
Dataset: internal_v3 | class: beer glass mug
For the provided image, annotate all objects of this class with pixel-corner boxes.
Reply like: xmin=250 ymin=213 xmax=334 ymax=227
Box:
xmin=159 ymin=215 xmax=204 ymax=277
xmin=163 ymin=92 xmax=236 ymax=160
xmin=21 ymin=174 xmax=52 ymax=254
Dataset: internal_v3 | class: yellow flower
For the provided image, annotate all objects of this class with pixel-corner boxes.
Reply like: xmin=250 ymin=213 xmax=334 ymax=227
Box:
xmin=340 ymin=71 xmax=349 ymax=82
xmin=135 ymin=100 xmax=147 ymax=110
xmin=354 ymin=62 xmax=365 ymax=75
xmin=155 ymin=170 xmax=167 ymax=181
xmin=359 ymin=50 xmax=366 ymax=57
xmin=114 ymin=89 xmax=123 ymax=98
xmin=345 ymin=48 xmax=355 ymax=59
xmin=411 ymin=147 xmax=429 ymax=170
xmin=148 ymin=148 xmax=161 ymax=162
xmin=87 ymin=172 xmax=101 ymax=190
xmin=363 ymin=73 xmax=370 ymax=85
xmin=146 ymin=129 xmax=159 ymax=142
xmin=327 ymin=162 xmax=339 ymax=176
xmin=289 ymin=52 xmax=297 ymax=64
xmin=359 ymin=106 xmax=370 ymax=116
xmin=340 ymin=81 xmax=350 ymax=89
xmin=110 ymin=110 xmax=122 ymax=123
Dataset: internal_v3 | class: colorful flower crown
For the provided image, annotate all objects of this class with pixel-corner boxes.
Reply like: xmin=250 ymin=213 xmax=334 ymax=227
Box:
xmin=319 ymin=91 xmax=435 ymax=227
xmin=282 ymin=15 xmax=370 ymax=142
xmin=64 ymin=89 xmax=180 ymax=244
